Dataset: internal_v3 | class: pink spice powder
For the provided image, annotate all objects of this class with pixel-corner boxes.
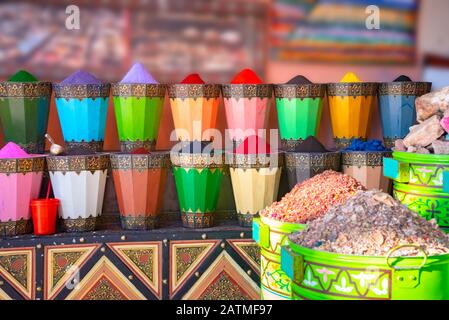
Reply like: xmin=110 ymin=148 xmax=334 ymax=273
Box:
xmin=0 ymin=142 xmax=30 ymax=159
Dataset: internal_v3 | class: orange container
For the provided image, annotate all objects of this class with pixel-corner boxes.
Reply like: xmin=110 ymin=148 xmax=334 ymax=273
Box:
xmin=30 ymin=198 xmax=59 ymax=235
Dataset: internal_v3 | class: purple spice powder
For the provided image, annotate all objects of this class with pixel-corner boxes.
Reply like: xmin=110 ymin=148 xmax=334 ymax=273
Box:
xmin=60 ymin=70 xmax=102 ymax=85
xmin=120 ymin=63 xmax=158 ymax=84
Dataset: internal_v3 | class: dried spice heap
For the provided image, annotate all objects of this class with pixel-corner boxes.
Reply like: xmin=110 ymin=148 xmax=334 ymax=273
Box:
xmin=260 ymin=170 xmax=365 ymax=223
xmin=290 ymin=190 xmax=449 ymax=256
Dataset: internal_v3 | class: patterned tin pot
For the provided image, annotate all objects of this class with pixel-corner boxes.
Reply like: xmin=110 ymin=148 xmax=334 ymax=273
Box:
xmin=171 ymin=143 xmax=224 ymax=228
xmin=342 ymin=151 xmax=392 ymax=192
xmin=168 ymin=84 xmax=221 ymax=141
xmin=112 ymin=84 xmax=166 ymax=153
xmin=285 ymin=151 xmax=341 ymax=190
xmin=274 ymin=84 xmax=326 ymax=151
xmin=281 ymin=241 xmax=449 ymax=300
xmin=53 ymin=83 xmax=110 ymax=154
xmin=384 ymin=151 xmax=449 ymax=227
xmin=378 ymin=82 xmax=431 ymax=149
xmin=110 ymin=152 xmax=169 ymax=230
xmin=228 ymin=153 xmax=283 ymax=227
xmin=47 ymin=153 xmax=109 ymax=232
xmin=253 ymin=216 xmax=306 ymax=300
xmin=327 ymin=82 xmax=378 ymax=149
xmin=0 ymin=155 xmax=46 ymax=236
xmin=0 ymin=81 xmax=52 ymax=153
xmin=222 ymin=84 xmax=273 ymax=143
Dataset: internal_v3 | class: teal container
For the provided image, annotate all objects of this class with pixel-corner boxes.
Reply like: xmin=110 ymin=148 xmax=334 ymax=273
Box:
xmin=281 ymin=241 xmax=449 ymax=300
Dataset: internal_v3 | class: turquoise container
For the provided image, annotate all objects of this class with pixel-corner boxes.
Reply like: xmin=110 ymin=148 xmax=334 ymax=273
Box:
xmin=53 ymin=83 xmax=110 ymax=154
xmin=378 ymin=82 xmax=431 ymax=148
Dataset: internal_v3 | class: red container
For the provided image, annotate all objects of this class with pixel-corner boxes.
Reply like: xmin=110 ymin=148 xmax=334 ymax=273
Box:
xmin=30 ymin=198 xmax=59 ymax=235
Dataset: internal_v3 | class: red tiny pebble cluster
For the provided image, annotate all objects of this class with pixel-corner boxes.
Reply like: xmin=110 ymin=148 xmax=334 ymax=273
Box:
xmin=131 ymin=148 xmax=149 ymax=154
xmin=234 ymin=135 xmax=272 ymax=154
xmin=260 ymin=170 xmax=366 ymax=223
xmin=230 ymin=68 xmax=263 ymax=84
xmin=181 ymin=73 xmax=205 ymax=84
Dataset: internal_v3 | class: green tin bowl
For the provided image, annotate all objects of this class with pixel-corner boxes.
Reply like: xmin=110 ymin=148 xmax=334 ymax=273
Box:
xmin=281 ymin=241 xmax=449 ymax=300
xmin=253 ymin=216 xmax=306 ymax=300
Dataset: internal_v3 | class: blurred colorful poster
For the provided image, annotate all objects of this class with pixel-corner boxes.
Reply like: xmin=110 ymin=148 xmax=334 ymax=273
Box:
xmin=271 ymin=0 xmax=418 ymax=64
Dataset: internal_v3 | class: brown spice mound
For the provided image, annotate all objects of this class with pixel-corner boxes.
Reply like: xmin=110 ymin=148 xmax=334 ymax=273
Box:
xmin=260 ymin=170 xmax=365 ymax=223
xmin=290 ymin=190 xmax=449 ymax=256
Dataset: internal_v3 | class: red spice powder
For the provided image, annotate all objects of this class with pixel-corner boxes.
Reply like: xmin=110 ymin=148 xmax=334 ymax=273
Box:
xmin=131 ymin=148 xmax=149 ymax=154
xmin=234 ymin=135 xmax=271 ymax=154
xmin=181 ymin=73 xmax=205 ymax=84
xmin=230 ymin=68 xmax=263 ymax=84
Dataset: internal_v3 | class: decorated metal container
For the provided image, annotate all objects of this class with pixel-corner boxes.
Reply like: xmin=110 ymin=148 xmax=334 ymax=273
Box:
xmin=47 ymin=153 xmax=109 ymax=232
xmin=53 ymin=83 xmax=110 ymax=154
xmin=384 ymin=151 xmax=449 ymax=227
xmin=171 ymin=143 xmax=224 ymax=228
xmin=253 ymin=217 xmax=306 ymax=300
xmin=327 ymin=82 xmax=378 ymax=149
xmin=281 ymin=241 xmax=449 ymax=300
xmin=274 ymin=84 xmax=326 ymax=151
xmin=0 ymin=155 xmax=46 ymax=236
xmin=378 ymin=82 xmax=431 ymax=148
xmin=168 ymin=84 xmax=221 ymax=141
xmin=285 ymin=151 xmax=341 ymax=189
xmin=112 ymin=84 xmax=166 ymax=153
xmin=110 ymin=152 xmax=169 ymax=230
xmin=228 ymin=152 xmax=283 ymax=227
xmin=0 ymin=81 xmax=52 ymax=153
xmin=342 ymin=151 xmax=392 ymax=192
xmin=222 ymin=84 xmax=273 ymax=144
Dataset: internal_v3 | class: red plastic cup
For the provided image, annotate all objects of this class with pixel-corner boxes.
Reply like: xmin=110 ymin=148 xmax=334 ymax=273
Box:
xmin=30 ymin=199 xmax=59 ymax=235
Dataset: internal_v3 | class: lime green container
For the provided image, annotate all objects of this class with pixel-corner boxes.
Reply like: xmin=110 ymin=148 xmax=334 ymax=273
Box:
xmin=274 ymin=84 xmax=326 ymax=151
xmin=384 ymin=151 xmax=449 ymax=227
xmin=253 ymin=216 xmax=306 ymax=300
xmin=281 ymin=241 xmax=449 ymax=300
xmin=112 ymin=84 xmax=166 ymax=153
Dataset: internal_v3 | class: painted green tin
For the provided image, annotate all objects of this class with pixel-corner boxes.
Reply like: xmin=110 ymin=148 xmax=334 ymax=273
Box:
xmin=112 ymin=84 xmax=165 ymax=153
xmin=281 ymin=241 xmax=449 ymax=300
xmin=253 ymin=216 xmax=306 ymax=300
xmin=384 ymin=151 xmax=449 ymax=227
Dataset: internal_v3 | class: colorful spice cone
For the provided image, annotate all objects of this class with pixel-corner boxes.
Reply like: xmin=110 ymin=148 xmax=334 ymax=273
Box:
xmin=53 ymin=83 xmax=110 ymax=154
xmin=47 ymin=153 xmax=109 ymax=232
xmin=327 ymin=79 xmax=378 ymax=149
xmin=378 ymin=82 xmax=431 ymax=148
xmin=342 ymin=151 xmax=392 ymax=191
xmin=222 ymin=84 xmax=273 ymax=143
xmin=171 ymin=143 xmax=224 ymax=228
xmin=0 ymin=153 xmax=46 ymax=236
xmin=168 ymin=84 xmax=221 ymax=141
xmin=112 ymin=84 xmax=166 ymax=153
xmin=274 ymin=84 xmax=326 ymax=151
xmin=0 ymin=81 xmax=52 ymax=154
xmin=110 ymin=152 xmax=169 ymax=230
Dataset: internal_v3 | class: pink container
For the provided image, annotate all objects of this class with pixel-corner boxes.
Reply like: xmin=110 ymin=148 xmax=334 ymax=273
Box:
xmin=222 ymin=84 xmax=273 ymax=143
xmin=0 ymin=156 xmax=46 ymax=236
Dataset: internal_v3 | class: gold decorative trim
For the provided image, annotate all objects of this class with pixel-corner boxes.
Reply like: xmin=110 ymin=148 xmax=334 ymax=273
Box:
xmin=341 ymin=151 xmax=392 ymax=167
xmin=167 ymin=84 xmax=221 ymax=100
xmin=119 ymin=140 xmax=156 ymax=153
xmin=237 ymin=213 xmax=255 ymax=227
xmin=0 ymin=219 xmax=32 ymax=236
xmin=111 ymin=83 xmax=166 ymax=98
xmin=281 ymin=139 xmax=304 ymax=151
xmin=181 ymin=212 xmax=214 ymax=228
xmin=60 ymin=216 xmax=97 ymax=232
xmin=327 ymin=83 xmax=378 ymax=96
xmin=227 ymin=153 xmax=283 ymax=169
xmin=285 ymin=152 xmax=341 ymax=168
xmin=0 ymin=156 xmax=46 ymax=174
xmin=15 ymin=141 xmax=45 ymax=155
xmin=0 ymin=82 xmax=52 ymax=98
xmin=171 ymin=153 xmax=224 ymax=168
xmin=65 ymin=141 xmax=104 ymax=155
xmin=334 ymin=137 xmax=362 ymax=150
xmin=378 ymin=82 xmax=431 ymax=96
xmin=53 ymin=83 xmax=110 ymax=99
xmin=120 ymin=216 xmax=158 ymax=230
xmin=47 ymin=154 xmax=109 ymax=172
xmin=274 ymin=84 xmax=326 ymax=99
xmin=110 ymin=152 xmax=169 ymax=170
xmin=383 ymin=137 xmax=396 ymax=150
xmin=222 ymin=84 xmax=273 ymax=99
